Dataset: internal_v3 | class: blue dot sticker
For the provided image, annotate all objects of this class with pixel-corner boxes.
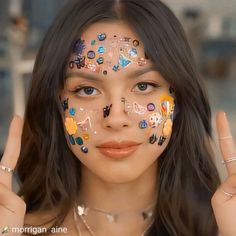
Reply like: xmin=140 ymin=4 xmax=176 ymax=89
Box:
xmin=69 ymin=108 xmax=76 ymax=116
xmin=97 ymin=46 xmax=105 ymax=54
xmin=139 ymin=120 xmax=148 ymax=129
xmin=98 ymin=33 xmax=106 ymax=41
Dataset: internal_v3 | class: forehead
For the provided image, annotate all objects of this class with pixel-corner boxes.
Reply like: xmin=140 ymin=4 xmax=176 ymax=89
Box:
xmin=67 ymin=20 xmax=152 ymax=78
xmin=81 ymin=21 xmax=142 ymax=45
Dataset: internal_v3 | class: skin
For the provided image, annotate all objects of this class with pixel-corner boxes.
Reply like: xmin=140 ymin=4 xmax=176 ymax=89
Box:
xmin=0 ymin=21 xmax=235 ymax=236
xmin=60 ymin=21 xmax=173 ymax=235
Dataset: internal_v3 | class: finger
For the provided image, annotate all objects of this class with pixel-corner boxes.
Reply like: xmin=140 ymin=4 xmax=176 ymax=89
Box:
xmin=0 ymin=183 xmax=25 ymax=213
xmin=216 ymin=111 xmax=236 ymax=176
xmin=211 ymin=174 xmax=236 ymax=205
xmin=0 ymin=115 xmax=23 ymax=190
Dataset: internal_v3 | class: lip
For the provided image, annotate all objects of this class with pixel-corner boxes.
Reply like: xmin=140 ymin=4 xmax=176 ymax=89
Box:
xmin=96 ymin=141 xmax=141 ymax=159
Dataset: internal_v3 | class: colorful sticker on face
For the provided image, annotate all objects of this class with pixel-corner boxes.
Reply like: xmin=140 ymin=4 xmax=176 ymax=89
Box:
xmin=139 ymin=120 xmax=148 ymax=129
xmin=162 ymin=118 xmax=173 ymax=136
xmin=82 ymin=133 xmax=90 ymax=141
xmin=149 ymin=134 xmax=157 ymax=144
xmin=158 ymin=136 xmax=166 ymax=146
xmin=160 ymin=94 xmax=174 ymax=117
xmin=98 ymin=33 xmax=106 ymax=41
xmin=69 ymin=135 xmax=76 ymax=145
xmin=103 ymin=104 xmax=112 ymax=118
xmin=147 ymin=103 xmax=155 ymax=111
xmin=77 ymin=117 xmax=91 ymax=131
xmin=81 ymin=146 xmax=89 ymax=153
xmin=133 ymin=102 xmax=147 ymax=115
xmin=73 ymin=39 xmax=86 ymax=54
xmin=118 ymin=54 xmax=131 ymax=68
xmin=97 ymin=45 xmax=105 ymax=54
xmin=62 ymin=98 xmax=69 ymax=111
xmin=69 ymin=34 xmax=149 ymax=75
xmin=69 ymin=108 xmax=76 ymax=116
xmin=75 ymin=137 xmax=83 ymax=145
xmin=65 ymin=117 xmax=78 ymax=135
xmin=148 ymin=112 xmax=162 ymax=128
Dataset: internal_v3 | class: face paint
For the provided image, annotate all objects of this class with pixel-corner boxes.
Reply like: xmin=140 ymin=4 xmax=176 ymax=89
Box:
xmin=149 ymin=134 xmax=157 ymax=144
xmin=158 ymin=136 xmax=166 ymax=146
xmin=69 ymin=34 xmax=149 ymax=75
xmin=162 ymin=118 xmax=173 ymax=136
xmin=65 ymin=117 xmax=78 ymax=135
xmin=62 ymin=98 xmax=69 ymax=111
xmin=103 ymin=104 xmax=112 ymax=118
xmin=148 ymin=112 xmax=162 ymax=128
xmin=75 ymin=137 xmax=84 ymax=145
xmin=147 ymin=103 xmax=155 ymax=111
xmin=121 ymin=97 xmax=132 ymax=114
xmin=133 ymin=102 xmax=147 ymax=115
xmin=69 ymin=107 xmax=76 ymax=116
xmin=81 ymin=146 xmax=89 ymax=153
xmin=77 ymin=117 xmax=92 ymax=131
xmin=160 ymin=94 xmax=174 ymax=117
xmin=69 ymin=135 xmax=76 ymax=145
xmin=155 ymin=91 xmax=175 ymax=146
xmin=82 ymin=133 xmax=90 ymax=141
xmin=139 ymin=120 xmax=148 ymax=129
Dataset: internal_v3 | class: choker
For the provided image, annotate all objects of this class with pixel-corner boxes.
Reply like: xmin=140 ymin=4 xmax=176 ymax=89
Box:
xmin=73 ymin=203 xmax=155 ymax=236
xmin=75 ymin=203 xmax=154 ymax=223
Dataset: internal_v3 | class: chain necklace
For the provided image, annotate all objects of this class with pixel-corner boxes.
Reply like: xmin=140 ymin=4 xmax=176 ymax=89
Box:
xmin=73 ymin=205 xmax=154 ymax=236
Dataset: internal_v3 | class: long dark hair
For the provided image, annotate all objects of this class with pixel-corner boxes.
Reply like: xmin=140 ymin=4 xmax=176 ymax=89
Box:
xmin=17 ymin=0 xmax=220 ymax=235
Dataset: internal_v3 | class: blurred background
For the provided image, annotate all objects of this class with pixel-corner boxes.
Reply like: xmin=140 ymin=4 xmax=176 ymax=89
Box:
xmin=0 ymin=0 xmax=235 ymax=180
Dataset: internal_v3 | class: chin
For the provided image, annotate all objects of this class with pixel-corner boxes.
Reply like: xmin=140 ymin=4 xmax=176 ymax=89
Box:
xmin=97 ymin=167 xmax=144 ymax=184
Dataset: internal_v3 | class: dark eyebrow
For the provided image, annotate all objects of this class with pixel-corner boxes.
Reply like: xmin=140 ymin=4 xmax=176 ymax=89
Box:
xmin=65 ymin=66 xmax=157 ymax=81
xmin=126 ymin=65 xmax=157 ymax=78
xmin=65 ymin=71 xmax=101 ymax=81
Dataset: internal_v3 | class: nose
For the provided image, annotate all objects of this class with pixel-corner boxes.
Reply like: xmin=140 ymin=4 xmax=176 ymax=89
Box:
xmin=102 ymin=98 xmax=132 ymax=131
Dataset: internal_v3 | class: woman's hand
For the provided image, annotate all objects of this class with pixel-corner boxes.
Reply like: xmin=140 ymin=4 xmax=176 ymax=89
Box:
xmin=0 ymin=115 xmax=26 ymax=235
xmin=212 ymin=111 xmax=236 ymax=236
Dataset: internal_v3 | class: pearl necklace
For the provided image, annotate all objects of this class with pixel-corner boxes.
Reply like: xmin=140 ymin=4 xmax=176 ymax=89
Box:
xmin=73 ymin=204 xmax=155 ymax=236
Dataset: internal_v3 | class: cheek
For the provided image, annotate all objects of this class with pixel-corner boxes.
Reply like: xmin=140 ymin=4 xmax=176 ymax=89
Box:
xmin=60 ymin=96 xmax=99 ymax=155
xmin=125 ymin=93 xmax=174 ymax=146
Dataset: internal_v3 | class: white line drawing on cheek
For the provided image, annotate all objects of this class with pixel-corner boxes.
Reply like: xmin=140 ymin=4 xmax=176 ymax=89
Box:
xmin=133 ymin=102 xmax=147 ymax=115
xmin=77 ymin=117 xmax=92 ymax=131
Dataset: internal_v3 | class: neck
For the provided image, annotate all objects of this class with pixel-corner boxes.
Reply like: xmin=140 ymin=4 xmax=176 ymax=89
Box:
xmin=76 ymin=162 xmax=158 ymax=235
xmin=78 ymin=162 xmax=157 ymax=210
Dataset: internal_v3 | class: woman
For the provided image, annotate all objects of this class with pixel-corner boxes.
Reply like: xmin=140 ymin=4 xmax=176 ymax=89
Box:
xmin=0 ymin=0 xmax=235 ymax=235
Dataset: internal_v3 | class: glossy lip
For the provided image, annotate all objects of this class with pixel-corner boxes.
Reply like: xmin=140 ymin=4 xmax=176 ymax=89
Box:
xmin=96 ymin=141 xmax=141 ymax=159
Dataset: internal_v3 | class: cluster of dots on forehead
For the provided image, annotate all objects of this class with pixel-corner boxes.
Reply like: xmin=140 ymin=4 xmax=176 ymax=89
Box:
xmin=68 ymin=33 xmax=148 ymax=75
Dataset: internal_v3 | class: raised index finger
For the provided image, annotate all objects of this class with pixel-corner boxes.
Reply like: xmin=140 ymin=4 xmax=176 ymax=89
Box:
xmin=216 ymin=111 xmax=236 ymax=176
xmin=0 ymin=115 xmax=23 ymax=190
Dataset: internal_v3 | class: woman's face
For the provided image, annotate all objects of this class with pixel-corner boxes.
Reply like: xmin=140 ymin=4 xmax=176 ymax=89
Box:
xmin=61 ymin=21 xmax=175 ymax=183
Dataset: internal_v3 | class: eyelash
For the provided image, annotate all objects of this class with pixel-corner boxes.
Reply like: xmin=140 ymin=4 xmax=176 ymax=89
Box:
xmin=71 ymin=82 xmax=161 ymax=97
xmin=132 ymin=82 xmax=161 ymax=93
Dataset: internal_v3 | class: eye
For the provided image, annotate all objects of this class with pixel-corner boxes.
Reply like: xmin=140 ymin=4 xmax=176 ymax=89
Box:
xmin=132 ymin=82 xmax=160 ymax=93
xmin=72 ymin=86 xmax=100 ymax=97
